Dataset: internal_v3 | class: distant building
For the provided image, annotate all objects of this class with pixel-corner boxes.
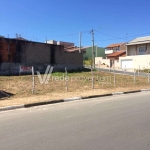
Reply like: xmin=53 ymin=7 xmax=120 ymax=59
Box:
xmin=120 ymin=36 xmax=150 ymax=69
xmin=0 ymin=35 xmax=5 ymax=38
xmin=57 ymin=41 xmax=74 ymax=48
xmin=105 ymin=43 xmax=126 ymax=56
xmin=83 ymin=46 xmax=105 ymax=60
xmin=46 ymin=40 xmax=75 ymax=48
xmin=46 ymin=40 xmax=57 ymax=45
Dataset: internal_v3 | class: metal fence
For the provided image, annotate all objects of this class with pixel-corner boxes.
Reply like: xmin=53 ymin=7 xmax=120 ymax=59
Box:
xmin=0 ymin=67 xmax=150 ymax=99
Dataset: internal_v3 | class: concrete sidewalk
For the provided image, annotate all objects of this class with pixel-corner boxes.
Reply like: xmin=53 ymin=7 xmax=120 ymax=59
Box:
xmin=0 ymin=88 xmax=149 ymax=112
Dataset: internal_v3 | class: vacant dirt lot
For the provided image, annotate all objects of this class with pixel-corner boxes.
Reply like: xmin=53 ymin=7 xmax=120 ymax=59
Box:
xmin=0 ymin=71 xmax=150 ymax=107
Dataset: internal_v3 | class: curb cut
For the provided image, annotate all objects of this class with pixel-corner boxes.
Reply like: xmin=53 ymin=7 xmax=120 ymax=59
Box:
xmin=112 ymin=92 xmax=124 ymax=95
xmin=64 ymin=97 xmax=82 ymax=102
xmin=141 ymin=89 xmax=150 ymax=92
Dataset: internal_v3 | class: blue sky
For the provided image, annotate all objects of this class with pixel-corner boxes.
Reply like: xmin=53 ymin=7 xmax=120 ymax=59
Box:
xmin=0 ymin=0 xmax=150 ymax=47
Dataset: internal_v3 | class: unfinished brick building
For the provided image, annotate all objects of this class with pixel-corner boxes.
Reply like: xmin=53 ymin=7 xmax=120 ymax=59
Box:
xmin=0 ymin=37 xmax=83 ymax=75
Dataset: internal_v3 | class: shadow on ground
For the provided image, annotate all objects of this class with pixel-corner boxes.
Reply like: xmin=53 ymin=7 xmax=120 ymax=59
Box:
xmin=0 ymin=91 xmax=14 ymax=99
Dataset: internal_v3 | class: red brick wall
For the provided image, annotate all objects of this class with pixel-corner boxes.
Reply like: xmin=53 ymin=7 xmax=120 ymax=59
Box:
xmin=0 ymin=38 xmax=16 ymax=63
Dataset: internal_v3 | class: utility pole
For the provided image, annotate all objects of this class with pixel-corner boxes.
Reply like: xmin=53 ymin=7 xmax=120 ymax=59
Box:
xmin=96 ymin=44 xmax=97 ymax=57
xmin=79 ymin=32 xmax=82 ymax=53
xmin=91 ymin=29 xmax=95 ymax=70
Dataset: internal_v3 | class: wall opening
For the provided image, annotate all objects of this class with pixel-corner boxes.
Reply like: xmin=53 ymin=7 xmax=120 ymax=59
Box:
xmin=50 ymin=45 xmax=55 ymax=64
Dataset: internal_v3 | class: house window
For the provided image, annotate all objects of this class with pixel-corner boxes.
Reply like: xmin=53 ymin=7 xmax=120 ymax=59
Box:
xmin=113 ymin=47 xmax=117 ymax=50
xmin=138 ymin=46 xmax=146 ymax=55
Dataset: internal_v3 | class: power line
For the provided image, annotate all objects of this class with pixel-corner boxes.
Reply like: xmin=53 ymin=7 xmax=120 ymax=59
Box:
xmin=122 ymin=32 xmax=150 ymax=38
xmin=95 ymin=30 xmax=150 ymax=40
xmin=95 ymin=30 xmax=122 ymax=39
xmin=5 ymin=30 xmax=90 ymax=42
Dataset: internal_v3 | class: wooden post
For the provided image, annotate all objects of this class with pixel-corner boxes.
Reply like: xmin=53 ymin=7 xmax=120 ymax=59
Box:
xmin=98 ymin=61 xmax=100 ymax=73
xmin=138 ymin=65 xmax=140 ymax=76
xmin=148 ymin=70 xmax=150 ymax=84
xmin=113 ymin=68 xmax=116 ymax=87
xmin=91 ymin=66 xmax=94 ymax=89
xmin=32 ymin=66 xmax=35 ymax=94
xmin=65 ymin=67 xmax=68 ymax=92
xmin=124 ymin=65 xmax=126 ymax=75
xmin=134 ymin=69 xmax=136 ymax=84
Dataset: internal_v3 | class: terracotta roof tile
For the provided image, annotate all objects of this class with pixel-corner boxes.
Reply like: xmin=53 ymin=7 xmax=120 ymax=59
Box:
xmin=120 ymin=54 xmax=126 ymax=57
xmin=106 ymin=43 xmax=125 ymax=48
xmin=107 ymin=51 xmax=126 ymax=57
xmin=64 ymin=46 xmax=76 ymax=50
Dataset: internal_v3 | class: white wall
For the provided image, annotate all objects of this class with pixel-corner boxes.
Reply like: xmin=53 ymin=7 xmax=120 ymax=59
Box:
xmin=114 ymin=60 xmax=120 ymax=68
xmin=105 ymin=50 xmax=113 ymax=55
xmin=95 ymin=57 xmax=110 ymax=67
xmin=119 ymin=55 xmax=150 ymax=69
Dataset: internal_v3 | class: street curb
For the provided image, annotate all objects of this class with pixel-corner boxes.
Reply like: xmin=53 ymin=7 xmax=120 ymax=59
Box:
xmin=124 ymin=90 xmax=141 ymax=94
xmin=0 ymin=105 xmax=24 ymax=112
xmin=82 ymin=94 xmax=112 ymax=99
xmin=24 ymin=99 xmax=64 ymax=108
xmin=112 ymin=92 xmax=124 ymax=95
xmin=64 ymin=97 xmax=82 ymax=102
xmin=0 ymin=89 xmax=150 ymax=112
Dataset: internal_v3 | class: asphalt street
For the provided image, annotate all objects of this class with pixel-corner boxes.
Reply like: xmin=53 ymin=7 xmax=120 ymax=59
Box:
xmin=0 ymin=92 xmax=150 ymax=150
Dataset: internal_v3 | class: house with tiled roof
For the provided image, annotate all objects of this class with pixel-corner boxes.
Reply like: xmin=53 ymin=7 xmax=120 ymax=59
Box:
xmin=64 ymin=46 xmax=90 ymax=53
xmin=107 ymin=51 xmax=126 ymax=60
xmin=105 ymin=42 xmax=126 ymax=56
xmin=103 ymin=42 xmax=126 ymax=67
xmin=119 ymin=36 xmax=150 ymax=69
xmin=105 ymin=51 xmax=126 ymax=68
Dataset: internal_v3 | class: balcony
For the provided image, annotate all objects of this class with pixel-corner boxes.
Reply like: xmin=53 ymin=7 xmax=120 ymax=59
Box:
xmin=105 ymin=50 xmax=113 ymax=55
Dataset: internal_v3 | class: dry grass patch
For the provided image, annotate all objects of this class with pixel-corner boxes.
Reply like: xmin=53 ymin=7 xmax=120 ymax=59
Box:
xmin=0 ymin=71 xmax=150 ymax=107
